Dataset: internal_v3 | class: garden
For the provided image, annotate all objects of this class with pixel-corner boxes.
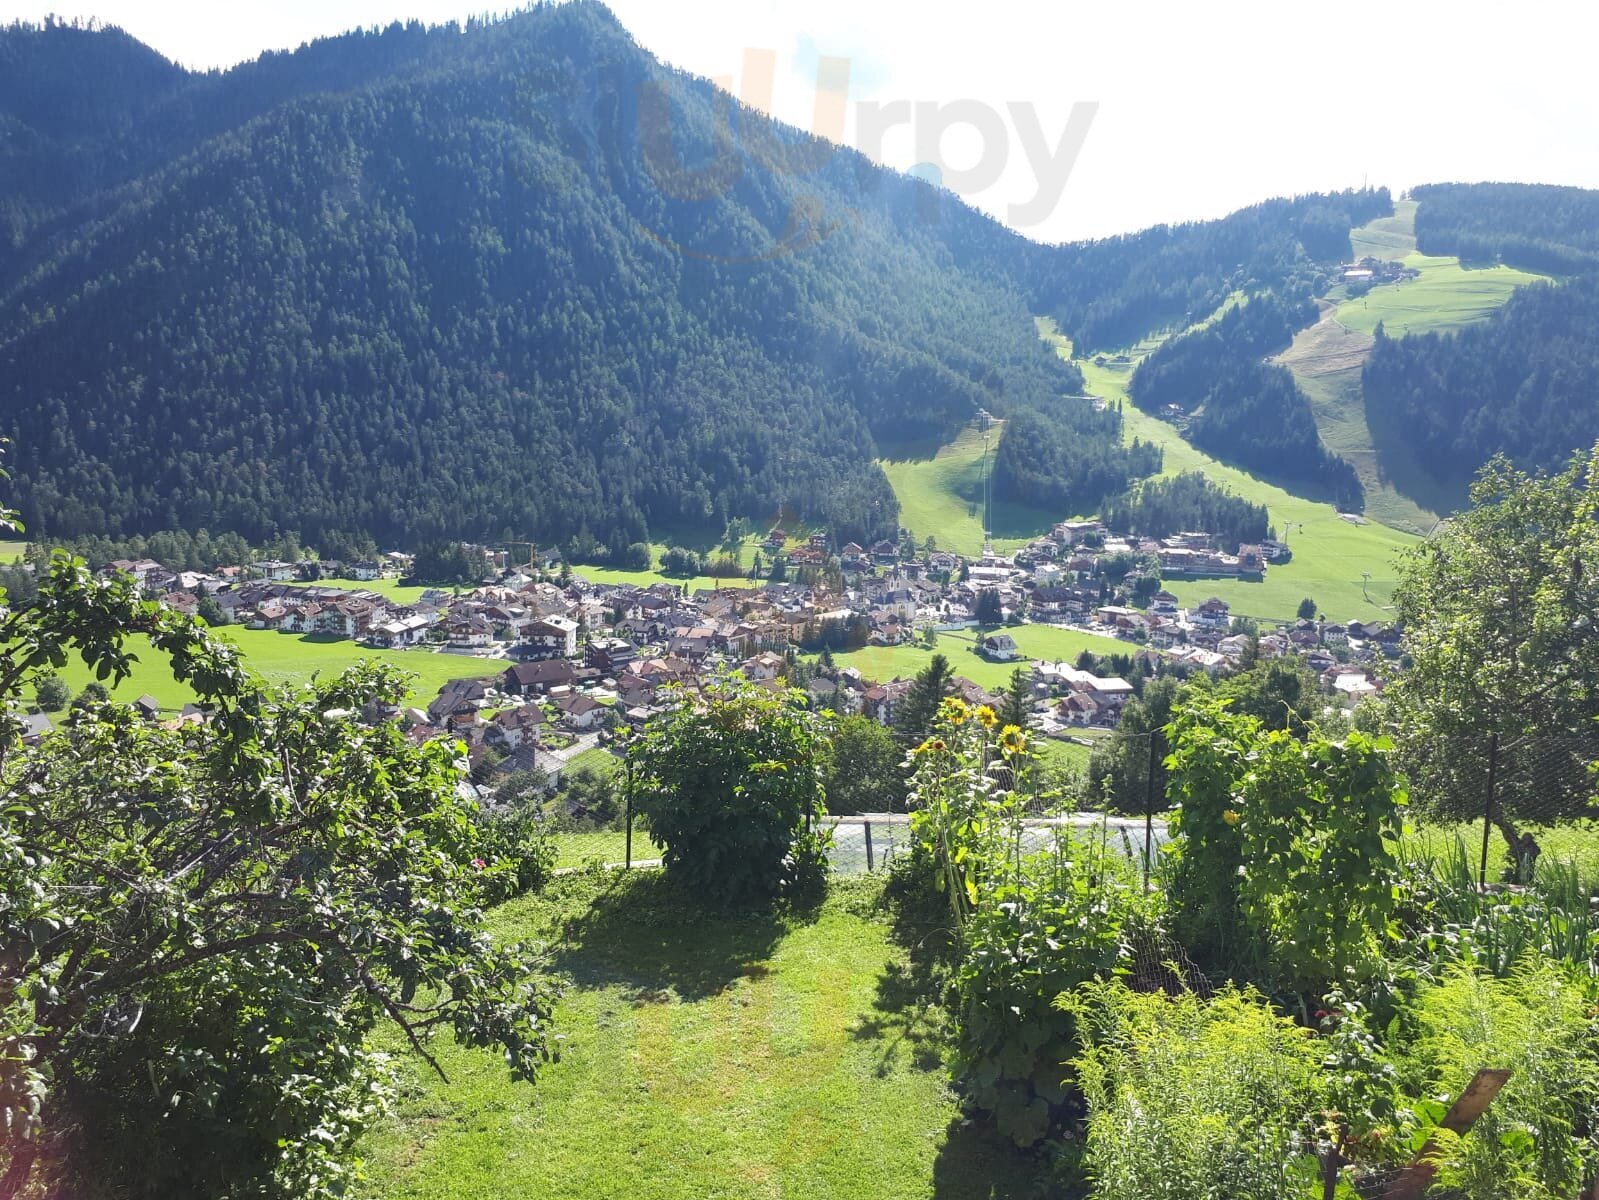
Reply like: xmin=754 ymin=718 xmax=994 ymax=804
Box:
xmin=5 ymin=456 xmax=1599 ymax=1200
xmin=348 ymin=667 xmax=1599 ymax=1200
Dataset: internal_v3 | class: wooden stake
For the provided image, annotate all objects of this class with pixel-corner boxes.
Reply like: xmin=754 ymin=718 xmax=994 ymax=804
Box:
xmin=1386 ymin=1068 xmax=1512 ymax=1200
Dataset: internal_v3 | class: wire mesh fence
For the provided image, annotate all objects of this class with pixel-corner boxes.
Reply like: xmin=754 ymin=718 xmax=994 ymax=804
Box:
xmin=1397 ymin=732 xmax=1599 ymax=885
xmin=596 ymin=811 xmax=1171 ymax=877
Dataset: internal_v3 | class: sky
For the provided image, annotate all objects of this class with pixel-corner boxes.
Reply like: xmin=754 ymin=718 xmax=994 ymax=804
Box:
xmin=4 ymin=0 xmax=1598 ymax=242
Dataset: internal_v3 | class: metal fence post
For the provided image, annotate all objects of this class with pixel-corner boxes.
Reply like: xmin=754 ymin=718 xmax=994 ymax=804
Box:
xmin=1142 ymin=731 xmax=1159 ymax=893
xmin=1479 ymin=733 xmax=1499 ymax=888
xmin=864 ymin=819 xmax=875 ymax=873
xmin=624 ymin=757 xmax=633 ymax=871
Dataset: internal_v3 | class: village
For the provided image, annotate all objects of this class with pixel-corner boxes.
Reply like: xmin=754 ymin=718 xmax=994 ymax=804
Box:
xmin=23 ymin=514 xmax=1402 ymax=794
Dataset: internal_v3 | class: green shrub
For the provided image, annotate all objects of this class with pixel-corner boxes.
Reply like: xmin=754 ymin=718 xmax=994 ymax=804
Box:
xmin=1164 ymin=700 xmax=1406 ymax=991
xmin=1399 ymin=962 xmax=1599 ymax=1199
xmin=953 ymin=826 xmax=1148 ymax=1147
xmin=1061 ymin=981 xmax=1328 ymax=1200
xmin=472 ymin=806 xmax=558 ymax=904
xmin=904 ymin=698 xmax=1152 ymax=1146
xmin=629 ymin=671 xmax=829 ymax=906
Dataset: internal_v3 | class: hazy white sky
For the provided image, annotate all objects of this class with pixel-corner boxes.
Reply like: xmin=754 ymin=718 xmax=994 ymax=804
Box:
xmin=5 ymin=0 xmax=1598 ymax=242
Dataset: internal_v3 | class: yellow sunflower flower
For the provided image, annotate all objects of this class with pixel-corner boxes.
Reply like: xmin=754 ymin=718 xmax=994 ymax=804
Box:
xmin=912 ymin=737 xmax=948 ymax=757
xmin=997 ymin=724 xmax=1028 ymax=755
xmin=974 ymin=705 xmax=998 ymax=729
xmin=940 ymin=697 xmax=972 ymax=725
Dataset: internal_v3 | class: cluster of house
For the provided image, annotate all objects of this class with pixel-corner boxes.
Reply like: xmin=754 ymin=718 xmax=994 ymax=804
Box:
xmin=9 ymin=519 xmax=1397 ymax=765
xmin=1338 ymin=256 xmax=1422 ymax=287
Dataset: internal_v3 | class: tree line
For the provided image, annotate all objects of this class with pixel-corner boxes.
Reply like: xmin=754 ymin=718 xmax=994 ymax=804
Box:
xmin=1362 ymin=274 xmax=1599 ymax=488
xmin=1099 ymin=471 xmax=1270 ymax=552
xmin=1412 ymin=181 xmax=1599 ymax=275
xmin=0 ymin=5 xmax=1082 ymax=560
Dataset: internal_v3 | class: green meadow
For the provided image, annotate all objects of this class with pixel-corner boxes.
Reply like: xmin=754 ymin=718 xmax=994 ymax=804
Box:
xmin=1348 ymin=200 xmax=1421 ymax=261
xmin=1333 ymin=251 xmax=1543 ymax=338
xmin=33 ymin=627 xmax=506 ymax=711
xmin=1333 ymin=197 xmax=1542 ymax=338
xmin=879 ymin=305 xmax=1425 ymax=624
xmin=1280 ymin=201 xmax=1542 ymax=535
xmin=1073 ymin=349 xmax=1420 ymax=624
xmin=878 ymin=423 xmax=1060 ymax=558
xmin=813 ymin=624 xmax=1132 ymax=691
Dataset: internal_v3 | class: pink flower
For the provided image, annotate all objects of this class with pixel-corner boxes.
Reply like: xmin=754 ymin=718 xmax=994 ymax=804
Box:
xmin=471 ymin=857 xmax=487 ymax=871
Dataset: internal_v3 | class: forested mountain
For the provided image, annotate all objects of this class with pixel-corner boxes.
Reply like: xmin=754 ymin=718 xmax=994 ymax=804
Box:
xmin=0 ymin=6 xmax=1088 ymax=556
xmin=1363 ymin=275 xmax=1599 ymax=486
xmin=1412 ymin=181 xmax=1599 ymax=274
xmin=1034 ymin=190 xmax=1392 ymax=352
xmin=0 ymin=3 xmax=1465 ymax=556
xmin=1128 ymin=296 xmax=1365 ymax=509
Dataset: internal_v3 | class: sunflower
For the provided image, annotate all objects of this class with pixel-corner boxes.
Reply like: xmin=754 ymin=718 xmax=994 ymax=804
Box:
xmin=974 ymin=704 xmax=998 ymax=729
xmin=1222 ymin=809 xmax=1241 ymax=826
xmin=997 ymin=724 xmax=1028 ymax=755
xmin=940 ymin=697 xmax=972 ymax=725
xmin=912 ymin=737 xmax=948 ymax=757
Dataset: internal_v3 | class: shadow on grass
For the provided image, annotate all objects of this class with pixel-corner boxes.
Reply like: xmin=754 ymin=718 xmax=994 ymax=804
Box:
xmin=930 ymin=1117 xmax=1055 ymax=1199
xmin=548 ymin=870 xmax=822 ymax=1002
xmin=852 ymin=860 xmax=959 ymax=1077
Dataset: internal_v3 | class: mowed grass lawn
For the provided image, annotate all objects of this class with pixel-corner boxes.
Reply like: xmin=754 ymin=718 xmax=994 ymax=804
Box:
xmin=38 ymin=627 xmax=505 ymax=710
xmin=815 ymin=624 xmax=1132 ymax=690
xmin=879 ymin=424 xmax=1061 ymax=558
xmin=550 ymin=829 xmax=662 ymax=868
xmin=358 ymin=873 xmax=1041 ymax=1200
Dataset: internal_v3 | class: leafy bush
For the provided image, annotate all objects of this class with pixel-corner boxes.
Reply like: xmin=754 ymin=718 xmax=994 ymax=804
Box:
xmin=1164 ymin=700 xmax=1406 ymax=991
xmin=0 ymin=553 xmax=558 ymax=1199
xmin=629 ymin=671 xmax=829 ymax=906
xmin=1062 ymin=981 xmax=1328 ymax=1200
xmin=32 ymin=667 xmax=68 ymax=711
xmin=472 ymin=806 xmax=558 ymax=904
xmin=953 ymin=826 xmax=1148 ymax=1146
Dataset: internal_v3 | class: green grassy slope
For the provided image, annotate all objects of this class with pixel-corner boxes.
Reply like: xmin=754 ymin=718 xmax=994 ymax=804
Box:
xmin=1349 ymin=199 xmax=1421 ymax=260
xmin=879 ymin=423 xmax=1061 ymax=558
xmin=359 ymin=874 xmax=1041 ymax=1199
xmin=1334 ymin=252 xmax=1544 ymax=338
xmin=1067 ymin=338 xmax=1419 ymax=623
xmin=1295 ymin=368 xmax=1455 ymax=534
xmin=1279 ymin=200 xmax=1543 ymax=533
